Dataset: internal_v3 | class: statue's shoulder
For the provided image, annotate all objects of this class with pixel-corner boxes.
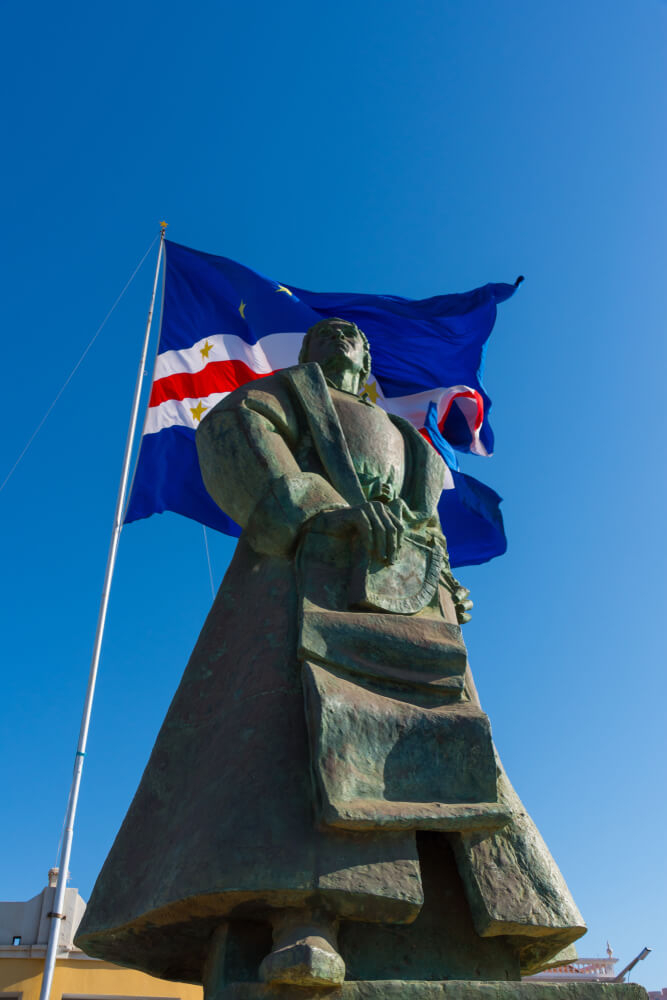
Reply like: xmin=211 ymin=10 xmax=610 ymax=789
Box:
xmin=210 ymin=367 xmax=299 ymax=411
xmin=199 ymin=366 xmax=315 ymax=444
xmin=218 ymin=362 xmax=326 ymax=411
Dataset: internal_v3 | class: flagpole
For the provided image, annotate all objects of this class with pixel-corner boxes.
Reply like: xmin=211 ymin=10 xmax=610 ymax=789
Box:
xmin=38 ymin=222 xmax=167 ymax=1000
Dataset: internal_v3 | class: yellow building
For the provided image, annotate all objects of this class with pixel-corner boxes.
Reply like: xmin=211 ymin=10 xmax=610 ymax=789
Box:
xmin=0 ymin=872 xmax=202 ymax=1000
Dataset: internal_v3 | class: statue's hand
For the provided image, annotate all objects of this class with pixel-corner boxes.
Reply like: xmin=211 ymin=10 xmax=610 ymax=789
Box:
xmin=307 ymin=502 xmax=404 ymax=564
xmin=453 ymin=585 xmax=473 ymax=625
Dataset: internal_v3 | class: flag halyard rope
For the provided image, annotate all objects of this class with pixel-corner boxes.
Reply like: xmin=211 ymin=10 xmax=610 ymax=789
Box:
xmin=0 ymin=233 xmax=159 ymax=495
xmin=38 ymin=225 xmax=166 ymax=1000
xmin=202 ymin=525 xmax=215 ymax=599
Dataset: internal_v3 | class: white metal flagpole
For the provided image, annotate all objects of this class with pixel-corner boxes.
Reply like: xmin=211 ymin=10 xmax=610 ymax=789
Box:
xmin=38 ymin=222 xmax=167 ymax=1000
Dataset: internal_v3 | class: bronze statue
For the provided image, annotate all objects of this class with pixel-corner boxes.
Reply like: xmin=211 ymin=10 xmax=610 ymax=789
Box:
xmin=77 ymin=319 xmax=585 ymax=995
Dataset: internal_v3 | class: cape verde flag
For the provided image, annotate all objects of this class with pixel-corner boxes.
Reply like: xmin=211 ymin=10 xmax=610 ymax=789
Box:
xmin=126 ymin=240 xmax=518 ymax=567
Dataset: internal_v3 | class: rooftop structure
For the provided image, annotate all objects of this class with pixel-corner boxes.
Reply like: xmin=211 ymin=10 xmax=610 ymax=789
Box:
xmin=0 ymin=873 xmax=202 ymax=1000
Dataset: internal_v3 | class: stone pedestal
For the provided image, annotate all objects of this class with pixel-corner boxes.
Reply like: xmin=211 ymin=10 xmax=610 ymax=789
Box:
xmin=218 ymin=983 xmax=648 ymax=1000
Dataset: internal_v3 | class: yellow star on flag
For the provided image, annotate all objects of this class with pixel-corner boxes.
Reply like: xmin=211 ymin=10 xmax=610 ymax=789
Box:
xmin=200 ymin=340 xmax=213 ymax=359
xmin=275 ymin=284 xmax=293 ymax=296
xmin=361 ymin=380 xmax=379 ymax=404
xmin=239 ymin=300 xmax=246 ymax=318
xmin=190 ymin=400 xmax=209 ymax=423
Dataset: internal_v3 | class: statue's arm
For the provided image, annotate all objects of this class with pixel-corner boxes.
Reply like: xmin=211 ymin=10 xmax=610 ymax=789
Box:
xmin=393 ymin=416 xmax=473 ymax=622
xmin=196 ymin=383 xmax=348 ymax=557
xmin=391 ymin=415 xmax=446 ymax=521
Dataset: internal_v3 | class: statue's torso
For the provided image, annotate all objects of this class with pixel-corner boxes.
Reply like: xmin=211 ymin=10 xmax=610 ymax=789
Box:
xmin=329 ymin=387 xmax=405 ymax=503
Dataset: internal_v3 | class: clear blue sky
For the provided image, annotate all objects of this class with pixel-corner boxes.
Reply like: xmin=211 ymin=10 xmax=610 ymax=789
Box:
xmin=1 ymin=0 xmax=665 ymax=989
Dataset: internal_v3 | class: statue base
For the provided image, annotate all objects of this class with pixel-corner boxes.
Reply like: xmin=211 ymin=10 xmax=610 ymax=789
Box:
xmin=217 ymin=983 xmax=648 ymax=1000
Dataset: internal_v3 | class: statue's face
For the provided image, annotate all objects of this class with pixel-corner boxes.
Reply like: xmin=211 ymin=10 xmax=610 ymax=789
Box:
xmin=305 ymin=321 xmax=366 ymax=376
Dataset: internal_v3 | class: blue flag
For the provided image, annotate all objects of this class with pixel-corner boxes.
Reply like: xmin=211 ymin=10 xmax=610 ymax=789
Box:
xmin=126 ymin=240 xmax=516 ymax=567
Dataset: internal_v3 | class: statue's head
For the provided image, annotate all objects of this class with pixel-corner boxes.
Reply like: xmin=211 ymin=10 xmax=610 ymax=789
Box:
xmin=299 ymin=318 xmax=371 ymax=393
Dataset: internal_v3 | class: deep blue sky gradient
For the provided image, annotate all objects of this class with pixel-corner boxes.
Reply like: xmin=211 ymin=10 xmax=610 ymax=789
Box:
xmin=1 ymin=0 xmax=665 ymax=989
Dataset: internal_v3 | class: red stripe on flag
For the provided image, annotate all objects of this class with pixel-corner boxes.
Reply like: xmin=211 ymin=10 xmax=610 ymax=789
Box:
xmin=439 ymin=390 xmax=483 ymax=434
xmin=149 ymin=360 xmax=274 ymax=407
xmin=438 ymin=389 xmax=484 ymax=438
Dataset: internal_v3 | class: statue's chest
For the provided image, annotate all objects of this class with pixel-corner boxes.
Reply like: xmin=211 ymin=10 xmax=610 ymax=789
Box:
xmin=329 ymin=389 xmax=405 ymax=500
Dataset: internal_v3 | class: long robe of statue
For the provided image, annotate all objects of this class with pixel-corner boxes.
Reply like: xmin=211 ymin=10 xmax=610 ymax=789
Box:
xmin=77 ymin=319 xmax=585 ymax=992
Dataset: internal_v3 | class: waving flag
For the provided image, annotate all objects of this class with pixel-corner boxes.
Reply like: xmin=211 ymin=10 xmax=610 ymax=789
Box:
xmin=126 ymin=240 xmax=518 ymax=566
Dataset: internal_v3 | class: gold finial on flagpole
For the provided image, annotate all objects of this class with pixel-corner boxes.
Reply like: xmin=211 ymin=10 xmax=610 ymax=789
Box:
xmin=159 ymin=220 xmax=168 ymax=232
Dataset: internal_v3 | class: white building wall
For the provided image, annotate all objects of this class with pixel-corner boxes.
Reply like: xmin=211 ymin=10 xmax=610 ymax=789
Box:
xmin=0 ymin=880 xmax=85 ymax=953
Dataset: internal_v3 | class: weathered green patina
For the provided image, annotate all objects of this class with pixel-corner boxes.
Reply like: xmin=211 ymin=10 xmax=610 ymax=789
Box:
xmin=76 ymin=320 xmax=588 ymax=997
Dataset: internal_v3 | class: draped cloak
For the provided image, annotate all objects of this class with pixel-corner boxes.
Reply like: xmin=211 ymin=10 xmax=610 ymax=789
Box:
xmin=76 ymin=364 xmax=584 ymax=981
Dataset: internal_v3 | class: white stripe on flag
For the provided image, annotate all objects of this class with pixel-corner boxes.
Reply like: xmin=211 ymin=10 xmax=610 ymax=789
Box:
xmin=144 ymin=392 xmax=230 ymax=435
xmin=154 ymin=332 xmax=305 ymax=381
xmin=441 ymin=466 xmax=456 ymax=491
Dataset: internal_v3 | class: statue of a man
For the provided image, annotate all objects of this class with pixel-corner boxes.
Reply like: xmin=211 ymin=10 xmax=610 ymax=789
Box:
xmin=77 ymin=319 xmax=584 ymax=993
